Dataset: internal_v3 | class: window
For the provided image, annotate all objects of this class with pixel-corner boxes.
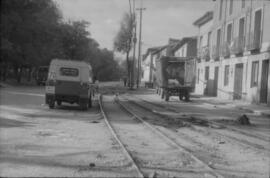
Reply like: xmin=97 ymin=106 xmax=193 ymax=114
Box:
xmin=219 ymin=0 xmax=223 ymax=20
xmin=205 ymin=66 xmax=209 ymax=80
xmin=200 ymin=36 xmax=203 ymax=48
xmin=60 ymin=67 xmax=79 ymax=77
xmin=239 ymin=17 xmax=245 ymax=44
xmin=207 ymin=32 xmax=212 ymax=47
xmin=242 ymin=0 xmax=245 ymax=8
xmin=251 ymin=61 xmax=259 ymax=87
xmin=254 ymin=9 xmax=262 ymax=45
xmin=227 ymin=23 xmax=233 ymax=44
xmin=224 ymin=65 xmax=230 ymax=86
xmin=229 ymin=0 xmax=233 ymax=15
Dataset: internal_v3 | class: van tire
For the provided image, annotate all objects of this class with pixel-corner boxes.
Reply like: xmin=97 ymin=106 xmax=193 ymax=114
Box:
xmin=88 ymin=95 xmax=92 ymax=108
xmin=80 ymin=100 xmax=88 ymax=110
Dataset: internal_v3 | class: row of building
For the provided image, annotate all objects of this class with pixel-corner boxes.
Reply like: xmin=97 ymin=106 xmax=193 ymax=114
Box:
xmin=141 ymin=0 xmax=270 ymax=105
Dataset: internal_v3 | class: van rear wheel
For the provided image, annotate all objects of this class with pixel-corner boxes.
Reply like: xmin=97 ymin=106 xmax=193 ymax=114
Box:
xmin=88 ymin=95 xmax=92 ymax=108
xmin=80 ymin=103 xmax=88 ymax=110
xmin=79 ymin=99 xmax=88 ymax=110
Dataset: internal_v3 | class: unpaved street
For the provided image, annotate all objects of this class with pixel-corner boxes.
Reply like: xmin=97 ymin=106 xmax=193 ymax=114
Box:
xmin=0 ymin=85 xmax=132 ymax=177
xmin=0 ymin=83 xmax=269 ymax=177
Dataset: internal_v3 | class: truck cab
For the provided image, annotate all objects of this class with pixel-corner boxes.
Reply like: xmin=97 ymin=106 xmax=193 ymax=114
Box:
xmin=45 ymin=59 xmax=95 ymax=110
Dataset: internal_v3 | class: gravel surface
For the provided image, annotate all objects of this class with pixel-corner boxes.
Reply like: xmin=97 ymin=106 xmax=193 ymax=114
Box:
xmin=0 ymin=86 xmax=133 ymax=177
xmin=0 ymin=82 xmax=269 ymax=177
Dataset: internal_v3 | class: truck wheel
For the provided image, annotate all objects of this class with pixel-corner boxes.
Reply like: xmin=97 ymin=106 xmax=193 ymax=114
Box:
xmin=161 ymin=90 xmax=165 ymax=99
xmin=185 ymin=92 xmax=190 ymax=102
xmin=179 ymin=94 xmax=184 ymax=101
xmin=165 ymin=93 xmax=170 ymax=101
xmin=57 ymin=100 xmax=62 ymax=106
xmin=49 ymin=101 xmax=55 ymax=109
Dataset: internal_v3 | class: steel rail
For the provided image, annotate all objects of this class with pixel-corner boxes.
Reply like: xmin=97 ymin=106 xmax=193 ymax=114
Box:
xmin=126 ymin=95 xmax=270 ymax=153
xmin=128 ymin=95 xmax=270 ymax=148
xmin=98 ymin=94 xmax=144 ymax=178
xmin=116 ymin=96 xmax=224 ymax=178
xmin=124 ymin=94 xmax=270 ymax=154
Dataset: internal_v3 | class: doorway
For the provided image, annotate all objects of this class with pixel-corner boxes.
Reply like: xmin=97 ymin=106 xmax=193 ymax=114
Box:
xmin=260 ymin=59 xmax=269 ymax=103
xmin=213 ymin=66 xmax=219 ymax=96
xmin=234 ymin=63 xmax=244 ymax=99
xmin=204 ymin=66 xmax=209 ymax=95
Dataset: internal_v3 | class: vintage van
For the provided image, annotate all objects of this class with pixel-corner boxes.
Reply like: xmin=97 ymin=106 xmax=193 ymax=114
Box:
xmin=45 ymin=59 xmax=94 ymax=110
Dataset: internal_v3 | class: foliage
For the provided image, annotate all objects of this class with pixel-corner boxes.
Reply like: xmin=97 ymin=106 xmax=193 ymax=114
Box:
xmin=0 ymin=0 xmax=121 ymax=82
xmin=113 ymin=12 xmax=135 ymax=87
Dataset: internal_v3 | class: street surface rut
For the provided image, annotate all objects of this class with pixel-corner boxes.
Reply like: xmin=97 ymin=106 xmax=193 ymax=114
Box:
xmin=101 ymin=95 xmax=220 ymax=178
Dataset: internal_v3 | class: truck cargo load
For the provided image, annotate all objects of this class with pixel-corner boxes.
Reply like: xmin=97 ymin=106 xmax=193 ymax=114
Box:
xmin=155 ymin=56 xmax=195 ymax=101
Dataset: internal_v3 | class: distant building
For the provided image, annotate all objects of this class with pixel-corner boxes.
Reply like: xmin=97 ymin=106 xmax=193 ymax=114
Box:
xmin=195 ymin=1 xmax=270 ymax=105
xmin=172 ymin=37 xmax=197 ymax=58
xmin=141 ymin=45 xmax=167 ymax=86
xmin=193 ymin=11 xmax=215 ymax=96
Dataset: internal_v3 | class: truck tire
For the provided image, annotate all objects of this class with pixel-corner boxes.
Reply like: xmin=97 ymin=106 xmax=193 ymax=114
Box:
xmin=179 ymin=94 xmax=184 ymax=101
xmin=185 ymin=92 xmax=190 ymax=102
xmin=49 ymin=101 xmax=55 ymax=109
xmin=165 ymin=92 xmax=170 ymax=102
xmin=57 ymin=100 xmax=62 ymax=106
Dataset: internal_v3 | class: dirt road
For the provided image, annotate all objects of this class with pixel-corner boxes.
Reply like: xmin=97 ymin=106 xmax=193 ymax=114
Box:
xmin=0 ymin=83 xmax=269 ymax=177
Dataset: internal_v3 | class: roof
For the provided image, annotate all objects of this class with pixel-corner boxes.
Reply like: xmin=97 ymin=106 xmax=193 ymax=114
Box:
xmin=50 ymin=59 xmax=92 ymax=69
xmin=142 ymin=45 xmax=168 ymax=61
xmin=193 ymin=11 xmax=213 ymax=27
xmin=171 ymin=36 xmax=197 ymax=53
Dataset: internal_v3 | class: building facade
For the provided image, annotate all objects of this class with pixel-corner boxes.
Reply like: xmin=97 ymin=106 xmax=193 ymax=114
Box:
xmin=141 ymin=46 xmax=167 ymax=86
xmin=193 ymin=12 xmax=215 ymax=96
xmin=195 ymin=0 xmax=270 ymax=105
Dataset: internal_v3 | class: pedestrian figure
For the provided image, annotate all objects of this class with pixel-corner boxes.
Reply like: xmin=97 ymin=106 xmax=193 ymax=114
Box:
xmin=123 ymin=76 xmax=127 ymax=87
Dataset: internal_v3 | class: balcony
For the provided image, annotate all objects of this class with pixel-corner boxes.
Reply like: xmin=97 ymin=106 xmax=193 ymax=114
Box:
xmin=221 ymin=42 xmax=230 ymax=58
xmin=212 ymin=45 xmax=220 ymax=61
xmin=230 ymin=36 xmax=245 ymax=55
xmin=246 ymin=31 xmax=261 ymax=51
xmin=197 ymin=46 xmax=210 ymax=61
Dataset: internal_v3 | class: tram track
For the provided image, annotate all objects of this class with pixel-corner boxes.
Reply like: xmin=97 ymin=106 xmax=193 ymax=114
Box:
xmin=99 ymin=94 xmax=224 ymax=178
xmin=117 ymin=94 xmax=269 ymax=177
xmin=147 ymin=96 xmax=270 ymax=142
xmin=123 ymin=94 xmax=270 ymax=154
xmin=98 ymin=94 xmax=144 ymax=178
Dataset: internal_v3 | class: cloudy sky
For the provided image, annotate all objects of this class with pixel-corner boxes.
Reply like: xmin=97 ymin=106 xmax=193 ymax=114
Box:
xmin=56 ymin=0 xmax=214 ymax=54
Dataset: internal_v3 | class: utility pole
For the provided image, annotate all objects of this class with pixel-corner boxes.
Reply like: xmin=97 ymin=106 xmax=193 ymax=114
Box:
xmin=136 ymin=5 xmax=146 ymax=88
xmin=131 ymin=0 xmax=137 ymax=89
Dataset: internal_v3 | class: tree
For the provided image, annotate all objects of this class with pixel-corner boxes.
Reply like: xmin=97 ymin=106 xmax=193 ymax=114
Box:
xmin=0 ymin=0 xmax=62 ymax=82
xmin=0 ymin=0 xmax=123 ymax=82
xmin=113 ymin=12 xmax=135 ymax=88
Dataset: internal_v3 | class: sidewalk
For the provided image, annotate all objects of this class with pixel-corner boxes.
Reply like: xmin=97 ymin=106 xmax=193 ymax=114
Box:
xmin=191 ymin=94 xmax=270 ymax=117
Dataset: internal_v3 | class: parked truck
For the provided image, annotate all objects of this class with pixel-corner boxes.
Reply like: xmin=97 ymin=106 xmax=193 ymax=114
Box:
xmin=155 ymin=56 xmax=196 ymax=101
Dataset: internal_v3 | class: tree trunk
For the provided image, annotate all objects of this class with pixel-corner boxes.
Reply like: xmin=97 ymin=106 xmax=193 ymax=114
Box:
xmin=126 ymin=51 xmax=130 ymax=88
xmin=27 ymin=66 xmax=32 ymax=82
xmin=17 ymin=67 xmax=22 ymax=83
